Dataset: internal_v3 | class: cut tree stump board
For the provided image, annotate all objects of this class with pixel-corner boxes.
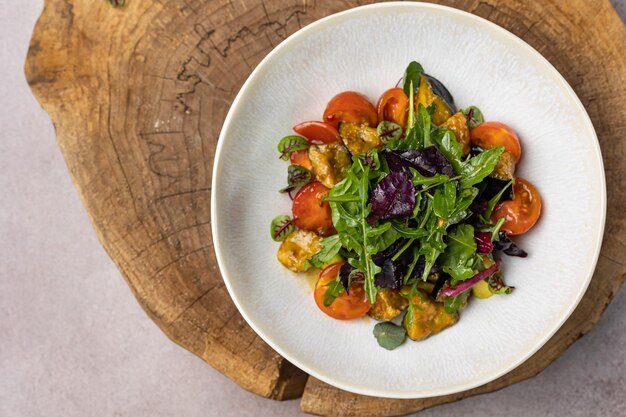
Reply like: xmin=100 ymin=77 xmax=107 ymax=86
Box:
xmin=25 ymin=0 xmax=626 ymax=415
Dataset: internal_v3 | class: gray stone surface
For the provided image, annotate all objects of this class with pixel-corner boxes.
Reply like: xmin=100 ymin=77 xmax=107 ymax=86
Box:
xmin=0 ymin=2 xmax=624 ymax=416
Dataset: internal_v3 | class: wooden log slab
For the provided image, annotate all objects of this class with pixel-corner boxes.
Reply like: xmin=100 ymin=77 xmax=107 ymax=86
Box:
xmin=25 ymin=0 xmax=626 ymax=415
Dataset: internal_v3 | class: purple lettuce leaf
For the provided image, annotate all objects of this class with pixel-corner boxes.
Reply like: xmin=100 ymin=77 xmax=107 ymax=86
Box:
xmin=370 ymin=170 xmax=416 ymax=220
xmin=493 ymin=232 xmax=528 ymax=257
xmin=373 ymin=241 xmax=416 ymax=289
xmin=383 ymin=146 xmax=455 ymax=177
xmin=339 ymin=262 xmax=364 ymax=294
xmin=469 ymin=197 xmax=488 ymax=215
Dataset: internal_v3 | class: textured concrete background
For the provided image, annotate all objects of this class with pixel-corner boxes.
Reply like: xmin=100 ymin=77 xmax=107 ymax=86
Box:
xmin=1 ymin=1 xmax=624 ymax=416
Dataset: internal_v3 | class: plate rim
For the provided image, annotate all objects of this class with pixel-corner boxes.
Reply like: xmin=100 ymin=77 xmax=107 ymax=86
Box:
xmin=211 ymin=1 xmax=606 ymax=399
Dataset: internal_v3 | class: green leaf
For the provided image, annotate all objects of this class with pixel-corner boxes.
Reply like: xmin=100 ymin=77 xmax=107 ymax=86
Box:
xmin=279 ymin=165 xmax=312 ymax=193
xmin=270 ymin=215 xmax=294 ymax=242
xmin=461 ymin=106 xmax=485 ymax=129
xmin=366 ymin=222 xmax=392 ymax=238
xmin=459 ymin=146 xmax=505 ymax=188
xmin=490 ymin=217 xmax=506 ymax=240
xmin=377 ymin=121 xmax=403 ymax=143
xmin=403 ymin=61 xmax=424 ymax=96
xmin=323 ymin=195 xmax=361 ymax=203
xmin=431 ymin=128 xmax=463 ymax=173
xmin=307 ymin=235 xmax=342 ymax=269
xmin=390 ymin=221 xmax=428 ymax=238
xmin=419 ymin=233 xmax=443 ymax=281
xmin=440 ymin=224 xmax=477 ymax=280
xmin=363 ymin=259 xmax=381 ymax=303
xmin=481 ymin=179 xmax=514 ymax=222
xmin=418 ymin=104 xmax=431 ymax=148
xmin=451 ymin=187 xmax=479 ymax=217
xmin=488 ymin=271 xmax=514 ymax=295
xmin=323 ymin=278 xmax=345 ymax=307
xmin=444 ymin=290 xmax=470 ymax=314
xmin=373 ymin=322 xmax=407 ymax=350
xmin=410 ymin=169 xmax=450 ymax=186
xmin=445 ymin=210 xmax=471 ymax=227
xmin=277 ymin=135 xmax=309 ymax=160
xmin=433 ymin=181 xmax=457 ymax=219
xmin=399 ymin=103 xmax=430 ymax=151
xmin=371 ymin=226 xmax=402 ymax=253
xmin=326 ymin=160 xmax=382 ymax=304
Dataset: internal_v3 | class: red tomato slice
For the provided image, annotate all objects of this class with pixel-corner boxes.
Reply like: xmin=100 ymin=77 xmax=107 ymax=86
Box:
xmin=491 ymin=177 xmax=541 ymax=235
xmin=289 ymin=149 xmax=312 ymax=170
xmin=323 ymin=91 xmax=378 ymax=129
xmin=292 ymin=181 xmax=335 ymax=236
xmin=376 ymin=87 xmax=409 ymax=128
xmin=470 ymin=121 xmax=522 ymax=161
xmin=293 ymin=121 xmax=341 ymax=144
xmin=314 ymin=262 xmax=372 ymax=320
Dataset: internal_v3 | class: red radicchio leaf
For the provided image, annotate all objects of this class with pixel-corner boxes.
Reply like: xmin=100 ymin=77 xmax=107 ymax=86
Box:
xmin=441 ymin=260 xmax=501 ymax=298
xmin=383 ymin=147 xmax=455 ymax=177
xmin=370 ymin=170 xmax=416 ymax=220
xmin=474 ymin=231 xmax=493 ymax=254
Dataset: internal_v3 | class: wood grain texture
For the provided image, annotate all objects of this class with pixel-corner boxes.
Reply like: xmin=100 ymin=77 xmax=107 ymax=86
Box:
xmin=24 ymin=0 xmax=626 ymax=414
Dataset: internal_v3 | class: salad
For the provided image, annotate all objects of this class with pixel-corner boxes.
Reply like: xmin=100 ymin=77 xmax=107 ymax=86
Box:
xmin=270 ymin=61 xmax=541 ymax=350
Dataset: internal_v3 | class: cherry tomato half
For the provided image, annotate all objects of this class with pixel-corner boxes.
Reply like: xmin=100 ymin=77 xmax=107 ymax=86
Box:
xmin=376 ymin=87 xmax=409 ymax=128
xmin=470 ymin=121 xmax=522 ymax=161
xmin=314 ymin=262 xmax=372 ymax=320
xmin=491 ymin=177 xmax=541 ymax=235
xmin=289 ymin=149 xmax=312 ymax=170
xmin=323 ymin=91 xmax=378 ymax=129
xmin=292 ymin=181 xmax=335 ymax=236
xmin=293 ymin=121 xmax=341 ymax=144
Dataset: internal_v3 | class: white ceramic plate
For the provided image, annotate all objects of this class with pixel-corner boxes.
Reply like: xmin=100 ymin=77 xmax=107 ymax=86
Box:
xmin=211 ymin=2 xmax=605 ymax=399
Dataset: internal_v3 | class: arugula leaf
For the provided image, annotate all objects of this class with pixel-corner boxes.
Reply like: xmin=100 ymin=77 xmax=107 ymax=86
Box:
xmin=279 ymin=165 xmax=311 ymax=193
xmin=445 ymin=210 xmax=471 ymax=227
xmin=357 ymin=165 xmax=381 ymax=302
xmin=459 ymin=146 xmax=505 ymax=188
xmin=402 ymin=61 xmax=424 ymax=96
xmin=431 ymin=128 xmax=463 ymax=173
xmin=307 ymin=235 xmax=342 ymax=269
xmin=481 ymin=179 xmax=514 ymax=222
xmin=323 ymin=278 xmax=345 ymax=307
xmin=450 ymin=187 xmax=479 ymax=219
xmin=366 ymin=222 xmax=392 ymax=238
xmin=418 ymin=104 xmax=432 ymax=148
xmin=419 ymin=231 xmax=444 ymax=281
xmin=323 ymin=195 xmax=361 ymax=203
xmin=277 ymin=135 xmax=309 ymax=160
xmin=269 ymin=215 xmax=294 ymax=242
xmin=440 ymin=224 xmax=477 ymax=280
xmin=410 ymin=169 xmax=449 ymax=186
xmin=390 ymin=221 xmax=428 ymax=238
xmin=376 ymin=226 xmax=402 ymax=252
xmin=432 ymin=181 xmax=456 ymax=219
xmin=443 ymin=290 xmax=470 ymax=314
xmin=328 ymin=160 xmax=383 ymax=303
xmin=373 ymin=322 xmax=407 ymax=350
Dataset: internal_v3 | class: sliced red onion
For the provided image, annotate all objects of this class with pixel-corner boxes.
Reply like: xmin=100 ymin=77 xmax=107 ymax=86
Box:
xmin=441 ymin=260 xmax=501 ymax=298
